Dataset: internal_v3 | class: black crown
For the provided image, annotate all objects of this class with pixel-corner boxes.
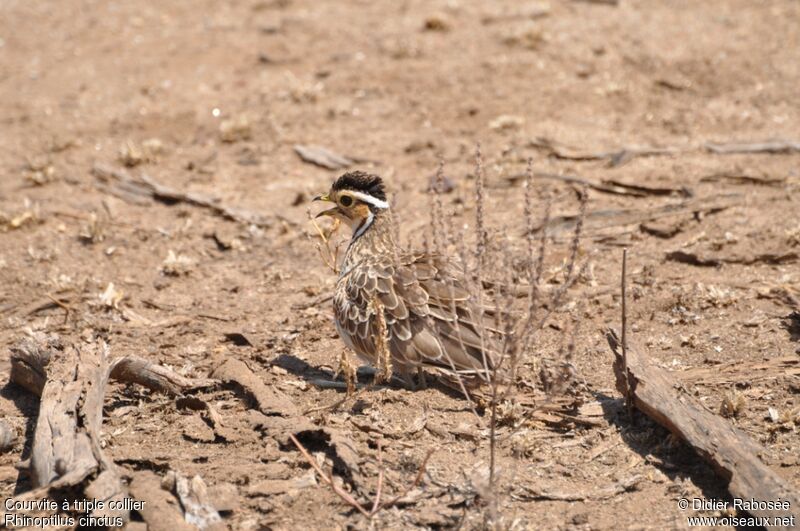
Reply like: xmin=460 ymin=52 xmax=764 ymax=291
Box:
xmin=332 ymin=171 xmax=386 ymax=202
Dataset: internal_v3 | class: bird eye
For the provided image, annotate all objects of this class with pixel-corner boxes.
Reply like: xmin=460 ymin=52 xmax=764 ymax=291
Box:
xmin=339 ymin=195 xmax=353 ymax=207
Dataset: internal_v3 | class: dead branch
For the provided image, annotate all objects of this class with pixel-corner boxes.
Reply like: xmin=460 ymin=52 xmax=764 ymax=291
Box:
xmin=92 ymin=163 xmax=277 ymax=228
xmin=110 ymin=355 xmax=217 ymax=395
xmin=571 ymin=0 xmax=619 ymax=5
xmin=705 ymin=139 xmax=800 ymax=155
xmin=606 ymin=330 xmax=800 ymax=529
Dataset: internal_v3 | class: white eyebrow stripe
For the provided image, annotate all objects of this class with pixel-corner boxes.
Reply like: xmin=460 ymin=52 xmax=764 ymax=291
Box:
xmin=348 ymin=190 xmax=389 ymax=209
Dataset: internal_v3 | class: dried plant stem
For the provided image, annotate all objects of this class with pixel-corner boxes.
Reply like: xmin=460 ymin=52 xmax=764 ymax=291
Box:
xmin=371 ymin=442 xmax=384 ymax=515
xmin=621 ymin=248 xmax=632 ymax=415
xmin=308 ymin=211 xmax=342 ymax=274
xmin=288 ymin=433 xmax=372 ymax=518
xmin=474 ymin=143 xmax=488 ymax=273
xmin=373 ymin=298 xmax=393 ymax=384
xmin=430 ymin=158 xmax=447 ymax=255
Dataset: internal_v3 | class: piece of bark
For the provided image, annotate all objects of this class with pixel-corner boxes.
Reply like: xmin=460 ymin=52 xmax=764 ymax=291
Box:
xmin=29 ymin=342 xmax=124 ymax=492
xmin=128 ymin=471 xmax=195 ymax=531
xmin=606 ymin=329 xmax=799 ymax=529
xmin=92 ymin=163 xmax=276 ymax=228
xmin=110 ymin=355 xmax=217 ymax=395
xmin=293 ymin=144 xmax=354 ymax=170
xmin=640 ymin=218 xmax=689 ymax=239
xmin=705 ymin=140 xmax=800 ymax=155
xmin=6 ymin=335 xmax=225 ymax=527
xmin=701 ymin=172 xmax=786 ymax=186
xmin=667 ymin=250 xmax=799 ymax=267
xmin=211 ymin=358 xmax=297 ymax=417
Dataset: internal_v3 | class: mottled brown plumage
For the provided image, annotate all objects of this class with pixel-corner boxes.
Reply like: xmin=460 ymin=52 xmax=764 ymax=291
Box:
xmin=315 ymin=172 xmax=499 ymax=389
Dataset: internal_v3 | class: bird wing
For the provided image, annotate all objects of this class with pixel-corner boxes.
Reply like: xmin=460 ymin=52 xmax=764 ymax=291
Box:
xmin=334 ymin=253 xmax=501 ymax=382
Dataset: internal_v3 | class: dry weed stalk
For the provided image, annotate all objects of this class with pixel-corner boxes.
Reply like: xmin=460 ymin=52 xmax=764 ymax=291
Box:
xmin=422 ymin=149 xmax=588 ymax=519
xmin=372 ymin=297 xmax=393 ymax=384
xmin=307 ymin=209 xmax=343 ymax=274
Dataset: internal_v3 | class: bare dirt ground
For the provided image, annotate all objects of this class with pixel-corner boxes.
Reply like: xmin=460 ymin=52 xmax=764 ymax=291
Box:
xmin=1 ymin=0 xmax=799 ymax=529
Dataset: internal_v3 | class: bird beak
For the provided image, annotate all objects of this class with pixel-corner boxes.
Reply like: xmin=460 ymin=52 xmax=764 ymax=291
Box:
xmin=315 ymin=207 xmax=339 ymax=219
xmin=313 ymin=193 xmax=339 ymax=218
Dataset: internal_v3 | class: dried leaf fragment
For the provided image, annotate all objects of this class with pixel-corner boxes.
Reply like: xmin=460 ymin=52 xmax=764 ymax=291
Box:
xmin=219 ymin=116 xmax=252 ymax=143
xmin=161 ymin=250 xmax=196 ymax=276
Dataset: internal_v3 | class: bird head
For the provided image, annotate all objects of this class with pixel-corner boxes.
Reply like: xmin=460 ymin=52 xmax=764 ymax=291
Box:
xmin=313 ymin=171 xmax=388 ymax=231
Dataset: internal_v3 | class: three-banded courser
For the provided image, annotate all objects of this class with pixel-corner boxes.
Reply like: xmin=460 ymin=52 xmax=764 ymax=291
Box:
xmin=314 ymin=171 xmax=499 ymax=390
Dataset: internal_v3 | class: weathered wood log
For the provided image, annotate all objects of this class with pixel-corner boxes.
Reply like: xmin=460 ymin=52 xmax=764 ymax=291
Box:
xmin=7 ymin=337 xmax=130 ymax=525
xmin=7 ymin=335 xmax=228 ymax=528
xmin=607 ymin=329 xmax=799 ymax=530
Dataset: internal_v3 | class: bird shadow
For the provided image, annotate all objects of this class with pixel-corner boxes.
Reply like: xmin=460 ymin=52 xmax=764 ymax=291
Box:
xmin=272 ymin=352 xmax=473 ymax=401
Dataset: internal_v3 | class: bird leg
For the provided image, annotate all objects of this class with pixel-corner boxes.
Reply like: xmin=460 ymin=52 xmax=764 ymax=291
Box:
xmin=335 ymin=350 xmax=357 ymax=396
xmin=416 ymin=367 xmax=428 ymax=390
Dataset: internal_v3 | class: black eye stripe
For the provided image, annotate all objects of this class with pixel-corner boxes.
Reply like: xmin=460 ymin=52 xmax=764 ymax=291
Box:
xmin=340 ymin=196 xmax=353 ymax=206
